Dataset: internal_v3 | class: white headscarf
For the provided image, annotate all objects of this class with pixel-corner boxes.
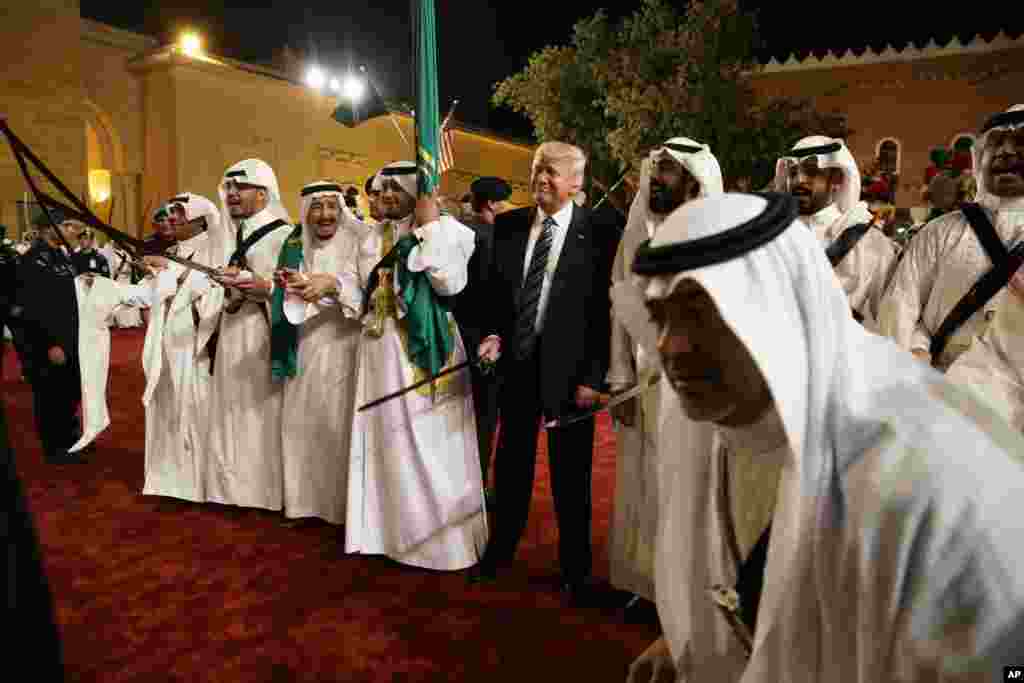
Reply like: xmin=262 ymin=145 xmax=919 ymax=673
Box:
xmin=774 ymin=136 xmax=863 ymax=213
xmin=279 ymin=180 xmax=373 ymax=324
xmin=625 ymin=137 xmax=725 ymax=240
xmin=613 ymin=192 xmax=1024 ymax=679
xmin=217 ymin=159 xmax=292 ymax=253
xmin=371 ymin=161 xmax=418 ymax=205
xmin=167 ymin=192 xmax=220 ymax=228
xmin=974 ymin=104 xmax=1024 ymax=209
xmin=298 ymin=179 xmax=371 ymax=272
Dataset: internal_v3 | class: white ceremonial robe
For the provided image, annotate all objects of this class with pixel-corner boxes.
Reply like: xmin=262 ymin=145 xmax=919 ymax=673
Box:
xmin=108 ymin=248 xmax=143 ymax=328
xmin=281 ymin=229 xmax=364 ymax=525
xmin=204 ymin=209 xmax=292 ymax=510
xmin=607 ymin=232 xmax=660 ymax=601
xmin=945 ymin=274 xmax=1024 ymax=432
xmin=803 ymin=201 xmax=897 ymax=331
xmin=878 ymin=197 xmax=1024 ymax=369
xmin=69 ymin=275 xmax=152 ymax=453
xmin=141 ymin=232 xmax=218 ymax=502
xmin=346 ymin=215 xmax=488 ymax=571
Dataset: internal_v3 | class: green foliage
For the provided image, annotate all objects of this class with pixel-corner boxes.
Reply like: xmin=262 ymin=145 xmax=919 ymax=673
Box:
xmin=492 ymin=0 xmax=848 ymax=191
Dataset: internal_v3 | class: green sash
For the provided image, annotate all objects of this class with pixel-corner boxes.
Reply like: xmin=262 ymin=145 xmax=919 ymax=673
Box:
xmin=270 ymin=224 xmax=304 ymax=380
xmin=393 ymin=233 xmax=455 ymax=377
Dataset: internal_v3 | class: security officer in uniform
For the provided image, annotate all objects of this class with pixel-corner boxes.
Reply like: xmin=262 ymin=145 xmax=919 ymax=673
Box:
xmin=71 ymin=228 xmax=110 ymax=278
xmin=13 ymin=208 xmax=86 ymax=463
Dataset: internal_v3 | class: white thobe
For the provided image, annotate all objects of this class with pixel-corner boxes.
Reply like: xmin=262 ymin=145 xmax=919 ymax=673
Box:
xmin=204 ymin=209 xmax=293 ymax=510
xmin=107 ymin=248 xmax=144 ymax=328
xmin=69 ymin=275 xmax=152 ymax=453
xmin=878 ymin=197 xmax=1024 ymax=369
xmin=346 ymin=215 xmax=488 ymax=570
xmin=803 ymin=202 xmax=897 ymax=331
xmin=281 ymin=230 xmax=363 ymax=525
xmin=141 ymin=232 xmax=218 ymax=502
xmin=657 ymin=382 xmax=1024 ymax=682
xmin=607 ymin=229 xmax=660 ymax=601
xmin=945 ymin=276 xmax=1024 ymax=432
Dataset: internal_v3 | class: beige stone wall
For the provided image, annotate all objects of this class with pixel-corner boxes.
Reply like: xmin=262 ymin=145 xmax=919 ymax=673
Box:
xmin=750 ymin=47 xmax=1024 ymax=208
xmin=0 ymin=0 xmax=86 ymax=236
xmin=130 ymin=52 xmax=535 ymax=227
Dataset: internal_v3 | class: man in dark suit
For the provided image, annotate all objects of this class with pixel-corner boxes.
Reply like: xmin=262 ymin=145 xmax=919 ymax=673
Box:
xmin=471 ymin=142 xmax=620 ymax=602
xmin=13 ymin=208 xmax=86 ymax=464
xmin=453 ymin=176 xmax=511 ymax=500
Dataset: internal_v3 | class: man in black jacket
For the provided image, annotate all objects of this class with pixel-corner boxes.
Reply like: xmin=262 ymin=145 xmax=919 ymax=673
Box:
xmin=13 ymin=209 xmax=86 ymax=463
xmin=70 ymin=228 xmax=110 ymax=279
xmin=471 ymin=143 xmax=620 ymax=602
xmin=453 ymin=177 xmax=511 ymax=500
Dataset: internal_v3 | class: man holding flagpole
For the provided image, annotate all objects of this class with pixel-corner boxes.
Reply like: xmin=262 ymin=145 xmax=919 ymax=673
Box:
xmin=345 ymin=162 xmax=486 ymax=570
xmin=343 ymin=0 xmax=487 ymax=570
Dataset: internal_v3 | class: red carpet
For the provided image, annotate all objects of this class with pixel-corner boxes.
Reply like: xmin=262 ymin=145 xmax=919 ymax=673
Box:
xmin=3 ymin=329 xmax=658 ymax=682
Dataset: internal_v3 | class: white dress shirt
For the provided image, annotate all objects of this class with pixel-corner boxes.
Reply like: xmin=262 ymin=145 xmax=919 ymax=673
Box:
xmin=521 ymin=201 xmax=575 ymax=333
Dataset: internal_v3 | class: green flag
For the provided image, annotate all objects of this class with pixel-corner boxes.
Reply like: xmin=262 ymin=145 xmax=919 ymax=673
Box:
xmin=414 ymin=0 xmax=440 ymax=196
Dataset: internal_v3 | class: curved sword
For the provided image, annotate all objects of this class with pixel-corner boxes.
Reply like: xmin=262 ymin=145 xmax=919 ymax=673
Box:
xmin=543 ymin=375 xmax=659 ymax=429
xmin=0 ymin=116 xmax=222 ymax=279
xmin=357 ymin=357 xmax=495 ymax=412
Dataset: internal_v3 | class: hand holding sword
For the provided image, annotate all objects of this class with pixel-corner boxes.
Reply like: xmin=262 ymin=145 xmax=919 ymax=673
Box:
xmin=357 ymin=336 xmax=500 ymax=413
xmin=544 ymin=373 xmax=660 ymax=429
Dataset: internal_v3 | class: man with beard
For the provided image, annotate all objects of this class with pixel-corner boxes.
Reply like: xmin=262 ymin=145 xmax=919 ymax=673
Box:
xmin=607 ymin=137 xmax=723 ymax=617
xmin=364 ymin=175 xmax=384 ymax=223
xmin=775 ymin=136 xmax=897 ymax=330
xmin=346 ymin=161 xmax=486 ymax=570
xmin=621 ymin=191 xmax=1024 ymax=683
xmin=271 ymin=181 xmax=368 ymax=525
xmin=879 ymin=104 xmax=1024 ymax=372
xmin=203 ymin=159 xmax=294 ymax=511
xmin=140 ymin=192 xmax=225 ymax=503
xmin=471 ymin=142 xmax=619 ymax=603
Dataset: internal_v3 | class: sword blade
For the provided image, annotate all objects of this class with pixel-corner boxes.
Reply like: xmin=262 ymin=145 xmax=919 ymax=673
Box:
xmin=543 ymin=378 xmax=656 ymax=429
xmin=357 ymin=358 xmax=473 ymax=412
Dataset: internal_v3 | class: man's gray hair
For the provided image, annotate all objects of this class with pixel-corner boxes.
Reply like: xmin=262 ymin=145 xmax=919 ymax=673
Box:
xmin=534 ymin=141 xmax=587 ymax=180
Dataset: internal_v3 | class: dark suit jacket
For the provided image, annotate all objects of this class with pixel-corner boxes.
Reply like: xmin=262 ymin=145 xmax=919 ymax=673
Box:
xmin=13 ymin=241 xmax=79 ymax=366
xmin=453 ymin=220 xmax=495 ymax=354
xmin=483 ymin=203 xmax=620 ymax=415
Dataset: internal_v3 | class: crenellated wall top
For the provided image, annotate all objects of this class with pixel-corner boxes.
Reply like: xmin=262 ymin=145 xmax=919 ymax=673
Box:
xmin=757 ymin=31 xmax=1024 ymax=73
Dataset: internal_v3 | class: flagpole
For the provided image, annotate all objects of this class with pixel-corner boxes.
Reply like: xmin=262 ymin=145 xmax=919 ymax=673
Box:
xmin=413 ymin=0 xmax=440 ymax=197
xmin=387 ymin=111 xmax=413 ymax=152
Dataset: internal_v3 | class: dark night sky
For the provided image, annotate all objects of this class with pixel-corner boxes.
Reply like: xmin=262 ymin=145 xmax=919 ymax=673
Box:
xmin=80 ymin=1 xmax=1016 ymax=140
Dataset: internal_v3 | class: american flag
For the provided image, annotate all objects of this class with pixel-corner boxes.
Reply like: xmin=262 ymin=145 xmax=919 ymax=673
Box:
xmin=439 ymin=100 xmax=457 ymax=175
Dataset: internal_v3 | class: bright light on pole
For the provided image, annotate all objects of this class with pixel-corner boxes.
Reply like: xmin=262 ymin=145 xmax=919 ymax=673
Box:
xmin=180 ymin=31 xmax=202 ymax=57
xmin=342 ymin=75 xmax=365 ymax=102
xmin=306 ymin=66 xmax=326 ymax=90
xmin=329 ymin=78 xmax=340 ymax=93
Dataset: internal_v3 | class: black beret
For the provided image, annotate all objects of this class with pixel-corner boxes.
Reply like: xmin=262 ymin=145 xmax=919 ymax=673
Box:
xmin=470 ymin=176 xmax=512 ymax=203
xmin=364 ymin=175 xmax=376 ymax=195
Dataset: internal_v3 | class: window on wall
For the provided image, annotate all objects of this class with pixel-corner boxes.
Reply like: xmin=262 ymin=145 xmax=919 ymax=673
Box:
xmin=878 ymin=139 xmax=900 ymax=175
xmin=951 ymin=134 xmax=975 ymax=152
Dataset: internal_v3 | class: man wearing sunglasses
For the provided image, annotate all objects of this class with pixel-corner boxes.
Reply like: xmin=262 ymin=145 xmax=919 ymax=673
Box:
xmin=774 ymin=136 xmax=897 ymax=330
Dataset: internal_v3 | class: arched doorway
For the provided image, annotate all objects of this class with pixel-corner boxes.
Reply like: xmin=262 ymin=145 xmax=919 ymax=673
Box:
xmin=83 ymin=99 xmax=135 ymax=238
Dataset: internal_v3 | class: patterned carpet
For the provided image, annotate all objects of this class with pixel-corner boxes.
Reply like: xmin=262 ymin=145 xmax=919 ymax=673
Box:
xmin=4 ymin=328 xmax=658 ymax=682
